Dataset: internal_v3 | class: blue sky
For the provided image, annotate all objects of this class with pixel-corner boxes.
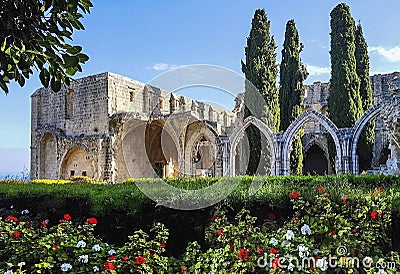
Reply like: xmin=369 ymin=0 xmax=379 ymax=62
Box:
xmin=1 ymin=0 xmax=400 ymax=173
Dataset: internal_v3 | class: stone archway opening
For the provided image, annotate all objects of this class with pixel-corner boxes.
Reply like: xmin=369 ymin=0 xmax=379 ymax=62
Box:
xmin=303 ymin=144 xmax=328 ymax=175
xmin=145 ymin=121 xmax=179 ymax=178
xmin=229 ymin=117 xmax=275 ymax=176
xmin=192 ymin=136 xmax=216 ymax=177
xmin=39 ymin=133 xmax=56 ymax=179
xmin=60 ymin=146 xmax=94 ymax=179
xmin=283 ymin=111 xmax=340 ymax=175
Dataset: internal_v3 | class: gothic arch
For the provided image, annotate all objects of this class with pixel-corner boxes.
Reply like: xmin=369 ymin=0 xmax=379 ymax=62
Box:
xmin=183 ymin=122 xmax=220 ymax=177
xmin=350 ymin=97 xmax=400 ymax=173
xmin=60 ymin=145 xmax=95 ymax=179
xmin=229 ymin=116 xmax=277 ymax=176
xmin=282 ymin=110 xmax=341 ymax=174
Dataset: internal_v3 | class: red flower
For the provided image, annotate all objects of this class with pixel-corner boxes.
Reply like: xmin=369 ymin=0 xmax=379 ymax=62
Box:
xmin=268 ymin=213 xmax=276 ymax=220
xmin=271 ymin=257 xmax=280 ymax=269
xmin=86 ymin=217 xmax=98 ymax=225
xmin=371 ymin=210 xmax=378 ymax=219
xmin=59 ymin=219 xmax=64 ymax=223
xmin=108 ymin=256 xmax=115 ymax=261
xmin=270 ymin=247 xmax=278 ymax=254
xmin=53 ymin=244 xmax=58 ymax=249
xmin=134 ymin=256 xmax=146 ymax=265
xmin=12 ymin=231 xmax=20 ymax=238
xmin=317 ymin=185 xmax=325 ymax=194
xmin=257 ymin=247 xmax=263 ymax=255
xmin=161 ymin=242 xmax=167 ymax=249
xmin=123 ymin=256 xmax=128 ymax=261
xmin=238 ymin=248 xmax=250 ymax=261
xmin=63 ymin=214 xmax=71 ymax=221
xmin=104 ymin=262 xmax=115 ymax=270
xmin=5 ymin=215 xmax=18 ymax=222
xmin=331 ymin=231 xmax=336 ymax=236
xmin=148 ymin=253 xmax=153 ymax=257
xmin=211 ymin=215 xmax=220 ymax=220
xmin=34 ymin=243 xmax=39 ymax=247
xmin=40 ymin=221 xmax=47 ymax=229
xmin=289 ymin=190 xmax=301 ymax=199
xmin=217 ymin=229 xmax=224 ymax=236
xmin=351 ymin=229 xmax=357 ymax=233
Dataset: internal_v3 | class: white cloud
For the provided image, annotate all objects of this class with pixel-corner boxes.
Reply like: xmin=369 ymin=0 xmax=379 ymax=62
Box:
xmin=305 ymin=64 xmax=330 ymax=76
xmin=152 ymin=63 xmax=180 ymax=71
xmin=369 ymin=45 xmax=400 ymax=62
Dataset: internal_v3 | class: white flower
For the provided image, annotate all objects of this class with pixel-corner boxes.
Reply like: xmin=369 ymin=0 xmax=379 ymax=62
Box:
xmin=282 ymin=240 xmax=290 ymax=247
xmin=17 ymin=262 xmax=25 ymax=267
xmin=92 ymin=244 xmax=101 ymax=252
xmin=45 ymin=219 xmax=49 ymax=224
xmin=316 ymin=258 xmax=328 ymax=271
xmin=377 ymin=269 xmax=387 ymax=274
xmin=288 ymin=262 xmax=295 ymax=271
xmin=76 ymin=240 xmax=87 ymax=248
xmin=5 ymin=270 xmax=13 ymax=274
xmin=21 ymin=209 xmax=29 ymax=215
xmin=301 ymin=224 xmax=311 ymax=235
xmin=269 ymin=237 xmax=278 ymax=246
xmin=108 ymin=249 xmax=116 ymax=255
xmin=93 ymin=266 xmax=100 ymax=272
xmin=60 ymin=263 xmax=72 ymax=272
xmin=313 ymin=249 xmax=320 ymax=255
xmin=285 ymin=230 xmax=295 ymax=241
xmin=78 ymin=254 xmax=88 ymax=264
xmin=298 ymin=244 xmax=309 ymax=257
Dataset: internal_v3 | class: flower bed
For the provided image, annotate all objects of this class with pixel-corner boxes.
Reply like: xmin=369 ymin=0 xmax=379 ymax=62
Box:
xmin=0 ymin=185 xmax=399 ymax=273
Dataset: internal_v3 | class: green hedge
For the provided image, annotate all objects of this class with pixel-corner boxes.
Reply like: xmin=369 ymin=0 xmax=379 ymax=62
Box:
xmin=0 ymin=175 xmax=399 ymax=216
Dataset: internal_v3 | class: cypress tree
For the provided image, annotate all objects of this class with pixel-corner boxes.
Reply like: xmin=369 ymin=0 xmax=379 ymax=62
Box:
xmin=241 ymin=9 xmax=280 ymax=175
xmin=328 ymin=3 xmax=363 ymax=170
xmin=279 ymin=19 xmax=308 ymax=174
xmin=355 ymin=23 xmax=375 ymax=172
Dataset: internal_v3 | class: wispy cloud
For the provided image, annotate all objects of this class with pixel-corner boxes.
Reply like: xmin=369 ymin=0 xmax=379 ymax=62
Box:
xmin=152 ymin=63 xmax=180 ymax=71
xmin=369 ymin=45 xmax=400 ymax=62
xmin=305 ymin=64 xmax=330 ymax=76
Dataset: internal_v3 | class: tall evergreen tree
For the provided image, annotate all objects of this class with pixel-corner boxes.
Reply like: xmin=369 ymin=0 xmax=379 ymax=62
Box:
xmin=328 ymin=3 xmax=363 ymax=171
xmin=241 ymin=9 xmax=279 ymax=175
xmin=279 ymin=20 xmax=308 ymax=175
xmin=355 ymin=23 xmax=375 ymax=172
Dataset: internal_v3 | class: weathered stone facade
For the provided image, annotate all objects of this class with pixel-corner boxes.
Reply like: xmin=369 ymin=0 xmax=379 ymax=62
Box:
xmin=31 ymin=73 xmax=237 ymax=182
xmin=31 ymin=72 xmax=400 ymax=182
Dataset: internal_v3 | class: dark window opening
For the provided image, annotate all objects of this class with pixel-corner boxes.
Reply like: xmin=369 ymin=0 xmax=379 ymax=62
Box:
xmin=70 ymin=170 xmax=75 ymax=177
xmin=82 ymin=171 xmax=87 ymax=176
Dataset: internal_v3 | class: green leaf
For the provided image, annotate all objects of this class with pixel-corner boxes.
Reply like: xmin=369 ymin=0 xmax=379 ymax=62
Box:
xmin=62 ymin=54 xmax=80 ymax=68
xmin=77 ymin=53 xmax=89 ymax=63
xmin=39 ymin=68 xmax=51 ymax=87
xmin=50 ymin=76 xmax=62 ymax=92
xmin=0 ymin=80 xmax=9 ymax=93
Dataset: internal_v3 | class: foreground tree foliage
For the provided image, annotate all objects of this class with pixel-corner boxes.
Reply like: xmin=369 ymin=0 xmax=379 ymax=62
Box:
xmin=241 ymin=9 xmax=279 ymax=175
xmin=355 ymin=23 xmax=375 ymax=172
xmin=0 ymin=0 xmax=93 ymax=93
xmin=279 ymin=19 xmax=308 ymax=175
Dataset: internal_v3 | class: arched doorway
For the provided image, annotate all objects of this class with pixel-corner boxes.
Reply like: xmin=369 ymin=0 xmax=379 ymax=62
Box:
xmin=145 ymin=121 xmax=179 ymax=178
xmin=229 ymin=116 xmax=276 ymax=176
xmin=192 ymin=136 xmax=216 ymax=177
xmin=303 ymin=144 xmax=328 ymax=175
xmin=60 ymin=146 xmax=94 ymax=179
xmin=39 ymin=133 xmax=56 ymax=179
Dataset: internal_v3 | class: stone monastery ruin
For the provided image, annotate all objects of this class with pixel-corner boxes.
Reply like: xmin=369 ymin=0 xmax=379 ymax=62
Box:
xmin=30 ymin=72 xmax=400 ymax=182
